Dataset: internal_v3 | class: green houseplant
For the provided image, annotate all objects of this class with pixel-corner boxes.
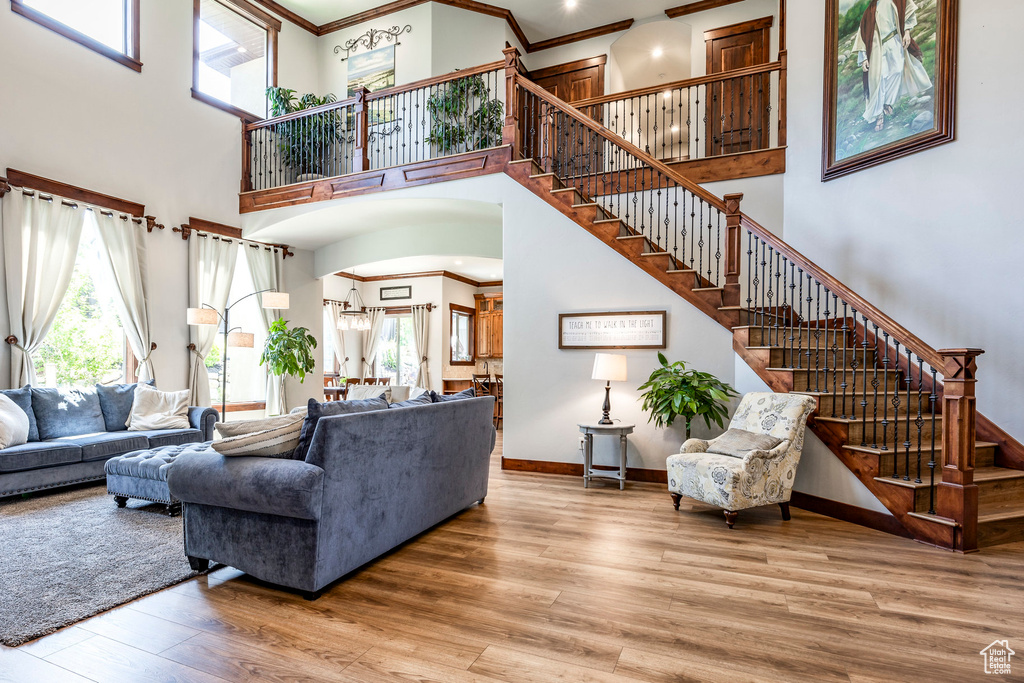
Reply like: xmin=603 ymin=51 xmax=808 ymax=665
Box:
xmin=266 ymin=87 xmax=343 ymax=179
xmin=425 ymin=74 xmax=503 ymax=154
xmin=638 ymin=354 xmax=738 ymax=440
xmin=260 ymin=318 xmax=318 ymax=383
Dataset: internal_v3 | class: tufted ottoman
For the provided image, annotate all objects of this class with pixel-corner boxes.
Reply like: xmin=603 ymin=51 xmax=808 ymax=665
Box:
xmin=105 ymin=442 xmax=214 ymax=516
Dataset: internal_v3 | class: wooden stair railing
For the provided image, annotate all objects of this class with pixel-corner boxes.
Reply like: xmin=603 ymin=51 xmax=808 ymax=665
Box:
xmin=501 ymin=55 xmax=1012 ymax=551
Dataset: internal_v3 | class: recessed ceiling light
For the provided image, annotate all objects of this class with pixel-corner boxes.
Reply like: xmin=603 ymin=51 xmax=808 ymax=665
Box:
xmin=237 ymin=46 xmax=247 ymax=53
xmin=565 ymin=0 xmax=577 ymax=8
xmin=454 ymin=260 xmax=463 ymax=265
xmin=490 ymin=274 xmax=498 ymax=278
xmin=652 ymin=46 xmax=663 ymax=58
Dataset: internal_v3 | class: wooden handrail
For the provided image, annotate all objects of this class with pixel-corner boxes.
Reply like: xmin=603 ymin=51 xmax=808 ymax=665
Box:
xmin=366 ymin=60 xmax=505 ymax=101
xmin=516 ymin=75 xmax=726 ymax=212
xmin=246 ymin=95 xmax=358 ymax=130
xmin=738 ymin=213 xmax=943 ymax=370
xmin=572 ymin=61 xmax=783 ymax=109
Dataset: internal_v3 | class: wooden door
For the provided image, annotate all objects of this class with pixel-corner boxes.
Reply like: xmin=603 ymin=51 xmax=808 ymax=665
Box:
xmin=476 ymin=297 xmax=491 ymax=358
xmin=704 ymin=16 xmax=772 ymax=156
xmin=528 ymin=56 xmax=606 ymax=177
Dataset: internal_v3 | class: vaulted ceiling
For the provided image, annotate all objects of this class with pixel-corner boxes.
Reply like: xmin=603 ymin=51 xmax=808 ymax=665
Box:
xmin=268 ymin=0 xmax=700 ymax=43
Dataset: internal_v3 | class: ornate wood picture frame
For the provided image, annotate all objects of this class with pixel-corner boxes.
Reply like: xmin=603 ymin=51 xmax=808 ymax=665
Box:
xmin=822 ymin=0 xmax=958 ymax=181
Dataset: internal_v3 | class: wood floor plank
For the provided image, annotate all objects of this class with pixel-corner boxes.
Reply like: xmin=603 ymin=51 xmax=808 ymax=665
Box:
xmin=9 ymin=436 xmax=1024 ymax=682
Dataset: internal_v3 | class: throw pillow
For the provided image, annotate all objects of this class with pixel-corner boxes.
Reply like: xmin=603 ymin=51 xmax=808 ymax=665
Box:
xmin=292 ymin=396 xmax=389 ymax=461
xmin=126 ymin=384 xmax=190 ymax=431
xmin=430 ymin=388 xmax=476 ymax=403
xmin=0 ymin=386 xmax=38 ymax=442
xmin=216 ymin=413 xmax=303 ymax=439
xmin=347 ymin=385 xmax=392 ymax=402
xmin=388 ymin=393 xmax=433 ymax=409
xmin=706 ymin=428 xmax=783 ymax=459
xmin=0 ymin=393 xmax=30 ymax=449
xmin=31 ymin=387 xmax=106 ymax=440
xmin=211 ymin=416 xmax=304 ymax=457
xmin=96 ymin=380 xmax=155 ymax=432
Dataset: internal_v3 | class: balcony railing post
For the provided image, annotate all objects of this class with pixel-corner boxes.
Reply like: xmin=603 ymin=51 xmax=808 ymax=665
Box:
xmin=353 ymin=86 xmax=370 ymax=172
xmin=936 ymin=348 xmax=984 ymax=552
xmin=241 ymin=125 xmax=253 ymax=193
xmin=723 ymin=193 xmax=743 ymax=307
xmin=502 ymin=45 xmax=523 ymax=157
xmin=778 ymin=50 xmax=787 ymax=148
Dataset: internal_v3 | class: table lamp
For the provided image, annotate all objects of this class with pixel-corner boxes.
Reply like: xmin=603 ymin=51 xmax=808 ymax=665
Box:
xmin=592 ymin=353 xmax=627 ymax=425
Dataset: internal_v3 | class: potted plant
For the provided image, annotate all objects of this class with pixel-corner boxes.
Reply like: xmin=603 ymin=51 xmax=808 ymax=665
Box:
xmin=260 ymin=318 xmax=318 ymax=384
xmin=266 ymin=87 xmax=344 ymax=181
xmin=637 ymin=354 xmax=738 ymax=440
xmin=425 ymin=74 xmax=504 ymax=154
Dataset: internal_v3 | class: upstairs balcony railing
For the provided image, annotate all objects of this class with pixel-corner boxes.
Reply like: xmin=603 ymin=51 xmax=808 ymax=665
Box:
xmin=242 ymin=60 xmax=505 ymax=192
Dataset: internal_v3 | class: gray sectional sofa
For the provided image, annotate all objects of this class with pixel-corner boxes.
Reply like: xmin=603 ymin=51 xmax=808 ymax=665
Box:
xmin=168 ymin=394 xmax=496 ymax=598
xmin=0 ymin=384 xmax=216 ymax=499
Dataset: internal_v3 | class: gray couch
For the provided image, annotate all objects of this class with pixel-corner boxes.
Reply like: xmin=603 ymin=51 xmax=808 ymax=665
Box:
xmin=167 ymin=395 xmax=496 ymax=598
xmin=0 ymin=384 xmax=217 ymax=499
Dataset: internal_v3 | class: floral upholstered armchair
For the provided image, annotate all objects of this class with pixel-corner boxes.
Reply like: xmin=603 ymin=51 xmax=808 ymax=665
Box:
xmin=666 ymin=392 xmax=817 ymax=528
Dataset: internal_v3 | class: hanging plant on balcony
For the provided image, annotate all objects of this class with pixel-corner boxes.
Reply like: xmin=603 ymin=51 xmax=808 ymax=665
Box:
xmin=266 ymin=87 xmax=344 ymax=180
xmin=425 ymin=75 xmax=504 ymax=154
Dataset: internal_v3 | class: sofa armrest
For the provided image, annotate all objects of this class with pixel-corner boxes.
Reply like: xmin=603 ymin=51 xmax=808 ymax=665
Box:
xmin=189 ymin=407 xmax=218 ymax=440
xmin=167 ymin=449 xmax=324 ymax=520
xmin=680 ymin=438 xmax=710 ymax=454
xmin=742 ymin=439 xmax=792 ymax=465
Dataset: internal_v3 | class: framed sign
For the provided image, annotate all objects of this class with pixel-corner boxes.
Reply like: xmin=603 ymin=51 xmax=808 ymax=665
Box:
xmin=559 ymin=311 xmax=667 ymax=350
xmin=822 ymin=0 xmax=958 ymax=181
xmin=380 ymin=285 xmax=411 ymax=301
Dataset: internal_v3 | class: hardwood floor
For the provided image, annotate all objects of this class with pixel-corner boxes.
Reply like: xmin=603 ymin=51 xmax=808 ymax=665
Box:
xmin=4 ymin=431 xmax=1024 ymax=682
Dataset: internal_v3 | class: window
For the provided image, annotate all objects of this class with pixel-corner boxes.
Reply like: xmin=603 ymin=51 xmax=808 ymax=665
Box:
xmin=13 ymin=0 xmax=141 ymax=72
xmin=450 ymin=304 xmax=475 ymax=365
xmin=34 ymin=217 xmax=128 ymax=387
xmin=192 ymin=0 xmax=280 ymax=122
xmin=206 ymin=246 xmax=268 ymax=406
xmin=374 ymin=316 xmax=418 ymax=386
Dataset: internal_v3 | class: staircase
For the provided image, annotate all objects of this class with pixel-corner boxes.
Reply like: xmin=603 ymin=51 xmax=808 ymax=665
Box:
xmin=499 ymin=48 xmax=1024 ymax=550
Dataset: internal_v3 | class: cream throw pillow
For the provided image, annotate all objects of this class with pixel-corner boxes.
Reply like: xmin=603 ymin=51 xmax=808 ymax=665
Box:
xmin=212 ymin=414 xmax=304 ymax=457
xmin=347 ymin=385 xmax=391 ymax=402
xmin=216 ymin=413 xmax=303 ymax=439
xmin=0 ymin=393 xmax=29 ymax=449
xmin=126 ymin=384 xmax=190 ymax=431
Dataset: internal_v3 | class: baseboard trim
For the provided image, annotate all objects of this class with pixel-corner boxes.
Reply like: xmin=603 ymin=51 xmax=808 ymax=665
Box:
xmin=790 ymin=491 xmax=913 ymax=538
xmin=500 ymin=458 xmax=668 ymax=484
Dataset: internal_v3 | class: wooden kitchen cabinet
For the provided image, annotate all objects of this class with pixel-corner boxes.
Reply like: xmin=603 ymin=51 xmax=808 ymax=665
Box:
xmin=475 ymin=293 xmax=502 ymax=359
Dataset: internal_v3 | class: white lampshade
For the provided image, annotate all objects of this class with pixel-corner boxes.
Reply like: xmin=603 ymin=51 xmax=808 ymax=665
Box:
xmin=227 ymin=331 xmax=254 ymax=348
xmin=187 ymin=307 xmax=219 ymax=326
xmin=592 ymin=353 xmax=627 ymax=382
xmin=261 ymin=291 xmax=290 ymax=309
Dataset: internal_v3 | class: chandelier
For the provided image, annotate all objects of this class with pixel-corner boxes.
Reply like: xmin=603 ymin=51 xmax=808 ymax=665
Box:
xmin=337 ymin=280 xmax=371 ymax=332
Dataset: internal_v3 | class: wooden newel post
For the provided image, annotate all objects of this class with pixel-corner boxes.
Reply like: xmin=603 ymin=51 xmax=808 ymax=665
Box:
xmin=722 ymin=193 xmax=743 ymax=308
xmin=502 ymin=45 xmax=522 ymax=158
xmin=936 ymin=348 xmax=984 ymax=552
xmin=353 ymin=87 xmax=371 ymax=172
xmin=241 ymin=125 xmax=253 ymax=193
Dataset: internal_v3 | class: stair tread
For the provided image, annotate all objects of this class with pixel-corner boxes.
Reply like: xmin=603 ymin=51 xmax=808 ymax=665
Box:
xmin=843 ymin=441 xmax=998 ymax=456
xmin=978 ymin=501 xmax=1024 ymax=524
xmin=667 ymin=269 xmax=697 ymax=274
xmin=873 ymin=476 xmax=933 ymax=490
xmin=528 ymin=173 xmax=557 ymax=178
xmin=816 ymin=414 xmax=934 ymax=425
xmin=906 ymin=511 xmax=958 ymax=527
xmin=974 ymin=466 xmax=1024 ymax=482
xmin=639 ymin=251 xmax=671 ymax=257
xmin=593 ymin=218 xmax=622 ymax=224
xmin=693 ymin=287 xmax=724 ymax=292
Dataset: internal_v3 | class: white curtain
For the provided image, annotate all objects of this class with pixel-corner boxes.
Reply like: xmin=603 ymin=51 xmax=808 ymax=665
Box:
xmin=2 ymin=190 xmax=87 ymax=387
xmin=94 ymin=211 xmax=155 ymax=382
xmin=187 ymin=237 xmax=237 ymax=409
xmin=324 ymin=302 xmax=347 ymax=375
xmin=361 ymin=307 xmax=386 ymax=379
xmin=411 ymin=304 xmax=430 ymax=389
xmin=244 ymin=245 xmax=284 ymax=415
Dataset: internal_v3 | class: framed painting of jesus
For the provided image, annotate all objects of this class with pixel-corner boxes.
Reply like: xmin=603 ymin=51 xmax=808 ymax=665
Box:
xmin=822 ymin=0 xmax=958 ymax=180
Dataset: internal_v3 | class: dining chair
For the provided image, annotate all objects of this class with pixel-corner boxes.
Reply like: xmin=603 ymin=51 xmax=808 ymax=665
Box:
xmin=471 ymin=374 xmax=490 ymax=399
xmin=493 ymin=375 xmax=503 ymax=429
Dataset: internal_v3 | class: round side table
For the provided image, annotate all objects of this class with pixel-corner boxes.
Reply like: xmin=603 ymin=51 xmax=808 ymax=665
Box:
xmin=578 ymin=423 xmax=635 ymax=490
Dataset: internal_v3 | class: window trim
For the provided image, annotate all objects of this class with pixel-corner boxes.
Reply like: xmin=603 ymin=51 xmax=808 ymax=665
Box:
xmin=373 ymin=313 xmax=415 ymax=385
xmin=449 ymin=303 xmax=476 ymax=366
xmin=191 ymin=0 xmax=280 ymax=123
xmin=11 ymin=0 xmax=143 ymax=72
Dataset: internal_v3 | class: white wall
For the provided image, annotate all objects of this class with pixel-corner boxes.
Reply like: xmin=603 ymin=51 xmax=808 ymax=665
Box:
xmin=0 ymin=0 xmax=321 ymax=407
xmin=783 ymin=0 xmax=1024 ymax=441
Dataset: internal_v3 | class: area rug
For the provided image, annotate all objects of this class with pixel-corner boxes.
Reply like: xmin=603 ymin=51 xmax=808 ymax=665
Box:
xmin=0 ymin=485 xmax=204 ymax=646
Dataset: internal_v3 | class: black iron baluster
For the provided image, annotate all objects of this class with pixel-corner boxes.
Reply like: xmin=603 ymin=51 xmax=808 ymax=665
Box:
xmin=870 ymin=322 xmax=880 ymax=448
xmin=882 ymin=332 xmax=891 ymax=457
xmin=814 ymin=281 xmax=822 ymax=392
xmin=746 ymin=231 xmax=753 ymax=325
xmin=788 ymin=262 xmax=797 ymax=368
xmin=928 ymin=368 xmax=938 ymax=514
xmin=915 ymin=357 xmax=924 ymax=484
xmin=715 ymin=212 xmax=722 ymax=285
xmin=903 ymin=346 xmax=913 ymax=482
xmin=891 ymin=340 xmax=903 ymax=473
xmin=829 ymin=293 xmax=840 ymax=399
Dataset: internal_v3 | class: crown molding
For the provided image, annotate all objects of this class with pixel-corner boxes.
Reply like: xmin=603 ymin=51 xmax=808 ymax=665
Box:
xmin=335 ymin=270 xmax=501 ymax=289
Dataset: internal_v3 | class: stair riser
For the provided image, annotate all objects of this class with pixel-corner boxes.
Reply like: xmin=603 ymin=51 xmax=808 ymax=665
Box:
xmin=812 ymin=395 xmax=918 ymax=420
xmin=748 ymin=328 xmax=854 ymax=347
xmin=769 ymin=347 xmax=876 ymax=370
xmin=550 ymin=188 xmax=582 ymax=208
xmin=978 ymin=477 xmax=1024 ymax=508
xmin=842 ymin=420 xmax=939 ymax=447
xmin=788 ymin=370 xmax=901 ymax=393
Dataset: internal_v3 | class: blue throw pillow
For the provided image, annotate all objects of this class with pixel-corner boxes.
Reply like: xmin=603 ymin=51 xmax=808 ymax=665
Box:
xmin=388 ymin=393 xmax=433 ymax=409
xmin=430 ymin=388 xmax=475 ymax=403
xmin=292 ymin=396 xmax=389 ymax=461
xmin=31 ymin=387 xmax=106 ymax=440
xmin=96 ymin=380 xmax=155 ymax=432
xmin=0 ymin=386 xmax=39 ymax=442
